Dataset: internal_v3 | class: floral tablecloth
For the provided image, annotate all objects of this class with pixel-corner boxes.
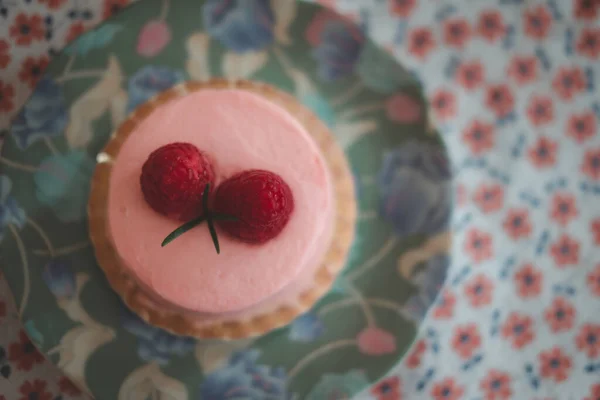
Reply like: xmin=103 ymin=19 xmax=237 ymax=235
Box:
xmin=1 ymin=0 xmax=599 ymax=399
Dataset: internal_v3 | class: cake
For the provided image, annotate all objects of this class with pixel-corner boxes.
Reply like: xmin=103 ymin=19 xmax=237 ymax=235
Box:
xmin=88 ymin=80 xmax=356 ymax=339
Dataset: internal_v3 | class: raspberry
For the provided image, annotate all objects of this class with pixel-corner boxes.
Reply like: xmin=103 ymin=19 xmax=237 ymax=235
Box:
xmin=140 ymin=143 xmax=214 ymax=221
xmin=214 ymin=170 xmax=294 ymax=244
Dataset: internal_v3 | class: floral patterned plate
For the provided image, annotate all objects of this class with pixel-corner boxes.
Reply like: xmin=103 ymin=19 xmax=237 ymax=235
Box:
xmin=0 ymin=0 xmax=452 ymax=398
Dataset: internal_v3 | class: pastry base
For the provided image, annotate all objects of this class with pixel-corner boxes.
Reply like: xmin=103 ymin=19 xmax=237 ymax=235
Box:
xmin=88 ymin=79 xmax=356 ymax=339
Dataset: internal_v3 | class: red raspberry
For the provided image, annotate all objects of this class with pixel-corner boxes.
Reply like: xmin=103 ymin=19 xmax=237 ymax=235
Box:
xmin=140 ymin=143 xmax=214 ymax=221
xmin=214 ymin=170 xmax=294 ymax=244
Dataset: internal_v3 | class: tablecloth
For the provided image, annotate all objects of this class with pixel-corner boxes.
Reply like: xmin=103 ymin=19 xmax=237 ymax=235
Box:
xmin=1 ymin=0 xmax=599 ymax=399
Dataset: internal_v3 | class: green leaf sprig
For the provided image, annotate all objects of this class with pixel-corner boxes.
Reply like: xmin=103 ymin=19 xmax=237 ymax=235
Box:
xmin=161 ymin=184 xmax=236 ymax=254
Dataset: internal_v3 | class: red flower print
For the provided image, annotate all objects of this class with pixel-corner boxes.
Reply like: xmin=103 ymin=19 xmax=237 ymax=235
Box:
xmin=473 ymin=183 xmax=504 ymax=213
xmin=544 ymin=297 xmax=576 ymax=333
xmin=406 ymin=339 xmax=426 ymax=369
xmin=523 ymin=6 xmax=552 ymax=40
xmin=9 ymin=13 xmax=45 ymax=46
xmin=503 ymin=208 xmax=532 ymax=240
xmin=18 ymin=379 xmax=52 ymax=400
xmin=66 ymin=22 xmax=86 ymax=43
xmin=574 ymin=0 xmax=599 ymax=21
xmin=464 ymin=228 xmax=493 ymax=263
xmin=371 ymin=376 xmax=401 ymax=400
xmin=550 ymin=234 xmax=580 ymax=267
xmin=8 ymin=330 xmax=44 ymax=371
xmin=528 ymin=136 xmax=558 ymax=168
xmin=443 ymin=18 xmax=471 ymax=49
xmin=576 ymin=324 xmax=600 ymax=358
xmin=507 ymin=55 xmax=538 ymax=85
xmin=408 ymin=27 xmax=435 ymax=60
xmin=18 ymin=56 xmax=49 ymax=89
xmin=501 ymin=312 xmax=534 ymax=349
xmin=539 ymin=347 xmax=572 ymax=383
xmin=431 ymin=377 xmax=464 ymax=400
xmin=585 ymin=383 xmax=600 ymax=400
xmin=477 ymin=10 xmax=505 ymax=42
xmin=456 ymin=60 xmax=485 ymax=90
xmin=451 ymin=323 xmax=481 ymax=359
xmin=587 ymin=264 xmax=600 ymax=296
xmin=480 ymin=370 xmax=512 ymax=400
xmin=567 ymin=111 xmax=596 ymax=143
xmin=485 ymin=84 xmax=514 ymax=118
xmin=550 ymin=193 xmax=578 ymax=226
xmin=0 ymin=40 xmax=10 ymax=69
xmin=431 ymin=89 xmax=456 ymax=121
xmin=58 ymin=376 xmax=82 ymax=396
xmin=577 ymin=28 xmax=600 ymax=59
xmin=38 ymin=0 xmax=67 ymax=9
xmin=433 ymin=289 xmax=455 ymax=319
xmin=593 ymin=219 xmax=600 ymax=245
xmin=514 ymin=263 xmax=543 ymax=298
xmin=390 ymin=0 xmax=416 ymax=18
xmin=552 ymin=67 xmax=586 ymax=101
xmin=462 ymin=120 xmax=494 ymax=155
xmin=0 ymin=81 xmax=15 ymax=112
xmin=526 ymin=95 xmax=553 ymax=127
xmin=582 ymin=149 xmax=600 ymax=180
xmin=464 ymin=274 xmax=494 ymax=307
xmin=103 ymin=0 xmax=129 ymax=18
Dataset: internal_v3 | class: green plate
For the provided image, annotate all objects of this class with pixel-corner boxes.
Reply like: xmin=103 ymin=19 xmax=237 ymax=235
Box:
xmin=0 ymin=0 xmax=452 ymax=398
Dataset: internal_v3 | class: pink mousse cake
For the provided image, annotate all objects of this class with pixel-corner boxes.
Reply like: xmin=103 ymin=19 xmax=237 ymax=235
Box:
xmin=88 ymin=80 xmax=356 ymax=339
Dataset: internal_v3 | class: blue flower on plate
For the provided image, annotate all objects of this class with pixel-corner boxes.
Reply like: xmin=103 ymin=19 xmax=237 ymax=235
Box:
xmin=203 ymin=0 xmax=275 ymax=53
xmin=289 ymin=312 xmax=325 ymax=342
xmin=306 ymin=370 xmax=369 ymax=400
xmin=310 ymin=17 xmax=365 ymax=81
xmin=199 ymin=350 xmax=292 ymax=400
xmin=11 ymin=77 xmax=68 ymax=150
xmin=356 ymin=41 xmax=415 ymax=94
xmin=121 ymin=306 xmax=196 ymax=365
xmin=378 ymin=141 xmax=452 ymax=237
xmin=402 ymin=254 xmax=450 ymax=322
xmin=34 ymin=151 xmax=94 ymax=223
xmin=127 ymin=65 xmax=185 ymax=112
xmin=42 ymin=260 xmax=76 ymax=300
xmin=64 ymin=24 xmax=122 ymax=56
xmin=0 ymin=175 xmax=26 ymax=241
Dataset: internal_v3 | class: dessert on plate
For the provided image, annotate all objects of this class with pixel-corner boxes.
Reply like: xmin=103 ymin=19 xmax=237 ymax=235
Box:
xmin=88 ymin=79 xmax=356 ymax=339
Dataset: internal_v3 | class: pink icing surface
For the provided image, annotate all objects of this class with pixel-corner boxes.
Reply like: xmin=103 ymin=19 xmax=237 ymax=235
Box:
xmin=107 ymin=89 xmax=334 ymax=314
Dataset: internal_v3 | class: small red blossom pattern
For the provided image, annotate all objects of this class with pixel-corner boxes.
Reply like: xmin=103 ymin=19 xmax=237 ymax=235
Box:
xmin=451 ymin=323 xmax=482 ymax=359
xmin=501 ymin=312 xmax=535 ymax=349
xmin=464 ymin=228 xmax=493 ymax=263
xmin=539 ymin=347 xmax=572 ymax=383
xmin=544 ymin=297 xmax=576 ymax=333
xmin=464 ymin=274 xmax=494 ymax=307
xmin=462 ymin=119 xmax=495 ymax=155
xmin=480 ymin=370 xmax=512 ymax=400
xmin=514 ymin=263 xmax=543 ymax=299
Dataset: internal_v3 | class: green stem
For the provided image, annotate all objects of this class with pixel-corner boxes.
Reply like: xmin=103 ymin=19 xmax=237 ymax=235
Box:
xmin=161 ymin=216 xmax=206 ymax=247
xmin=9 ymin=225 xmax=29 ymax=315
xmin=160 ymin=184 xmax=236 ymax=251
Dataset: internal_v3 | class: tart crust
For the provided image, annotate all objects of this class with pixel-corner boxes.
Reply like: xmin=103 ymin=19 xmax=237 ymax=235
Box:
xmin=88 ymin=79 xmax=356 ymax=339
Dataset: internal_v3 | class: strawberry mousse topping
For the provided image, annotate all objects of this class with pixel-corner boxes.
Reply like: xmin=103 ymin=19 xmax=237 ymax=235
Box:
xmin=107 ymin=88 xmax=333 ymax=314
xmin=140 ymin=142 xmax=214 ymax=221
